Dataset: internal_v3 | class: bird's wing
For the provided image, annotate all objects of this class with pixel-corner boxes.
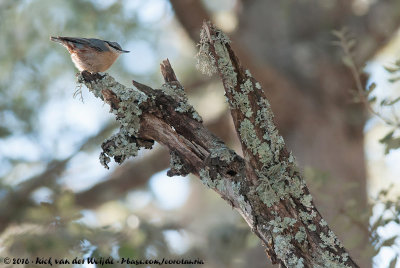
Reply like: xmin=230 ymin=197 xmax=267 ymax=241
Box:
xmin=50 ymin=37 xmax=107 ymax=51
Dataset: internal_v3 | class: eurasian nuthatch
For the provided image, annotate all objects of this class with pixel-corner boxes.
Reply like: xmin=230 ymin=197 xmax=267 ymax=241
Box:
xmin=50 ymin=36 xmax=129 ymax=73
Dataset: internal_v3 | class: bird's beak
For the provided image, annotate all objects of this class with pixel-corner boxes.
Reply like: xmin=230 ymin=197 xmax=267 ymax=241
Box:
xmin=118 ymin=49 xmax=130 ymax=53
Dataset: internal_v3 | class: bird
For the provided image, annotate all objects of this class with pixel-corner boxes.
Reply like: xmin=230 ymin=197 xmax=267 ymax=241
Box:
xmin=50 ymin=36 xmax=129 ymax=73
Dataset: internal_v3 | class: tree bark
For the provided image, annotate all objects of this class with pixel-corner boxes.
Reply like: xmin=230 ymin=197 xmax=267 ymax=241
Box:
xmin=78 ymin=22 xmax=360 ymax=267
xmin=169 ymin=2 xmax=400 ymax=266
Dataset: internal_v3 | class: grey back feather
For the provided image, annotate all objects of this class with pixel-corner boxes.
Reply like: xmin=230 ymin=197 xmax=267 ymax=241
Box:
xmin=57 ymin=37 xmax=113 ymax=51
xmin=51 ymin=37 xmax=128 ymax=52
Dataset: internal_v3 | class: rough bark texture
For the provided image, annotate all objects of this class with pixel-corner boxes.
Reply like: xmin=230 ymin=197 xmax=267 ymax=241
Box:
xmin=169 ymin=1 xmax=400 ymax=267
xmin=235 ymin=2 xmax=400 ymax=266
xmin=78 ymin=23 xmax=360 ymax=267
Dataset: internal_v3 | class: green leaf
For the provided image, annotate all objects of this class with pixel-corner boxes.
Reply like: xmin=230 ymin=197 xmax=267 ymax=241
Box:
xmin=389 ymin=77 xmax=400 ymax=83
xmin=380 ymin=130 xmax=394 ymax=143
xmin=385 ymin=96 xmax=400 ymax=106
xmin=0 ymin=126 xmax=11 ymax=137
xmin=378 ymin=186 xmax=391 ymax=198
xmin=370 ymin=215 xmax=384 ymax=232
xmin=368 ymin=96 xmax=377 ymax=103
xmin=367 ymin=82 xmax=376 ymax=93
xmin=379 ymin=131 xmax=400 ymax=154
xmin=381 ymin=236 xmax=397 ymax=247
xmin=380 ymin=99 xmax=388 ymax=106
xmin=384 ymin=66 xmax=400 ymax=73
xmin=384 ymin=137 xmax=400 ymax=154
xmin=379 ymin=97 xmax=400 ymax=106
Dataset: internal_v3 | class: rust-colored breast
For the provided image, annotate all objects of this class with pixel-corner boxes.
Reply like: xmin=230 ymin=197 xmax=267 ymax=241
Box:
xmin=70 ymin=49 xmax=119 ymax=73
xmin=61 ymin=41 xmax=120 ymax=73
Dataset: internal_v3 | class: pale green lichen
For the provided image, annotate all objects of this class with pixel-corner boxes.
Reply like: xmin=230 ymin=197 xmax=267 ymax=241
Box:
xmin=299 ymin=210 xmax=317 ymax=223
xmin=211 ymin=28 xmax=231 ymax=44
xmin=199 ymin=168 xmax=245 ymax=211
xmin=160 ymin=83 xmax=184 ymax=98
xmin=255 ymin=98 xmax=273 ymax=128
xmin=168 ymin=151 xmax=187 ymax=176
xmin=274 ymin=235 xmax=304 ymax=268
xmin=239 ymin=119 xmax=261 ymax=155
xmin=255 ymin=161 xmax=309 ymax=209
xmin=254 ymin=97 xmax=285 ymax=154
xmin=199 ymin=168 xmax=225 ymax=192
xmin=230 ymin=181 xmax=253 ymax=218
xmin=209 ymin=142 xmax=236 ymax=163
xmin=255 ymin=181 xmax=279 ymax=207
xmin=265 ymin=163 xmax=285 ymax=178
xmin=98 ymin=130 xmax=140 ymax=169
xmin=160 ymin=83 xmax=202 ymax=122
xmin=175 ymin=103 xmax=202 ymax=122
xmin=308 ymin=224 xmax=317 ymax=231
xmin=240 ymin=79 xmax=254 ymax=94
xmin=196 ymin=24 xmax=237 ymax=91
xmin=314 ymin=250 xmax=351 ymax=268
xmin=320 ymin=230 xmax=338 ymax=250
xmin=197 ymin=23 xmax=308 ymax=210
xmin=78 ymin=73 xmax=148 ymax=168
xmin=320 ymin=219 xmax=328 ymax=227
xmin=215 ymin=177 xmax=227 ymax=193
xmin=300 ymin=194 xmax=313 ymax=208
xmin=199 ymin=168 xmax=214 ymax=188
xmin=290 ymin=257 xmax=304 ymax=268
xmin=286 ymin=175 xmax=305 ymax=199
xmin=257 ymin=142 xmax=274 ymax=165
xmin=341 ymin=253 xmax=349 ymax=262
xmin=288 ymin=153 xmax=296 ymax=163
xmin=196 ymin=24 xmax=234 ymax=85
xmin=274 ymin=235 xmax=294 ymax=260
xmin=269 ymin=217 xmax=297 ymax=233
xmin=215 ymin=43 xmax=237 ymax=90
xmin=231 ymin=181 xmax=241 ymax=194
xmin=255 ymin=165 xmax=299 ymax=208
xmin=232 ymin=91 xmax=253 ymax=117
xmin=195 ymin=40 xmax=218 ymax=76
xmin=295 ymin=226 xmax=307 ymax=243
xmin=254 ymin=102 xmax=286 ymax=163
xmin=80 ymin=73 xmax=147 ymax=105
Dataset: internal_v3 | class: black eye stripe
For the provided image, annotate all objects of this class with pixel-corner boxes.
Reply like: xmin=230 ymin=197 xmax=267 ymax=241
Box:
xmin=107 ymin=42 xmax=121 ymax=50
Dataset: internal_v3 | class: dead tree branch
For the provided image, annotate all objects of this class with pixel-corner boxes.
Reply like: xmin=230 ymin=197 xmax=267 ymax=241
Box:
xmin=170 ymin=0 xmax=307 ymax=133
xmin=77 ymin=23 xmax=359 ymax=267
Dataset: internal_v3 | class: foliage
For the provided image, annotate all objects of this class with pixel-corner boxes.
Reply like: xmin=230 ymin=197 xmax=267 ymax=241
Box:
xmin=369 ymin=187 xmax=400 ymax=266
xmin=333 ymin=28 xmax=400 ymax=154
xmin=333 ymin=27 xmax=400 ymax=266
